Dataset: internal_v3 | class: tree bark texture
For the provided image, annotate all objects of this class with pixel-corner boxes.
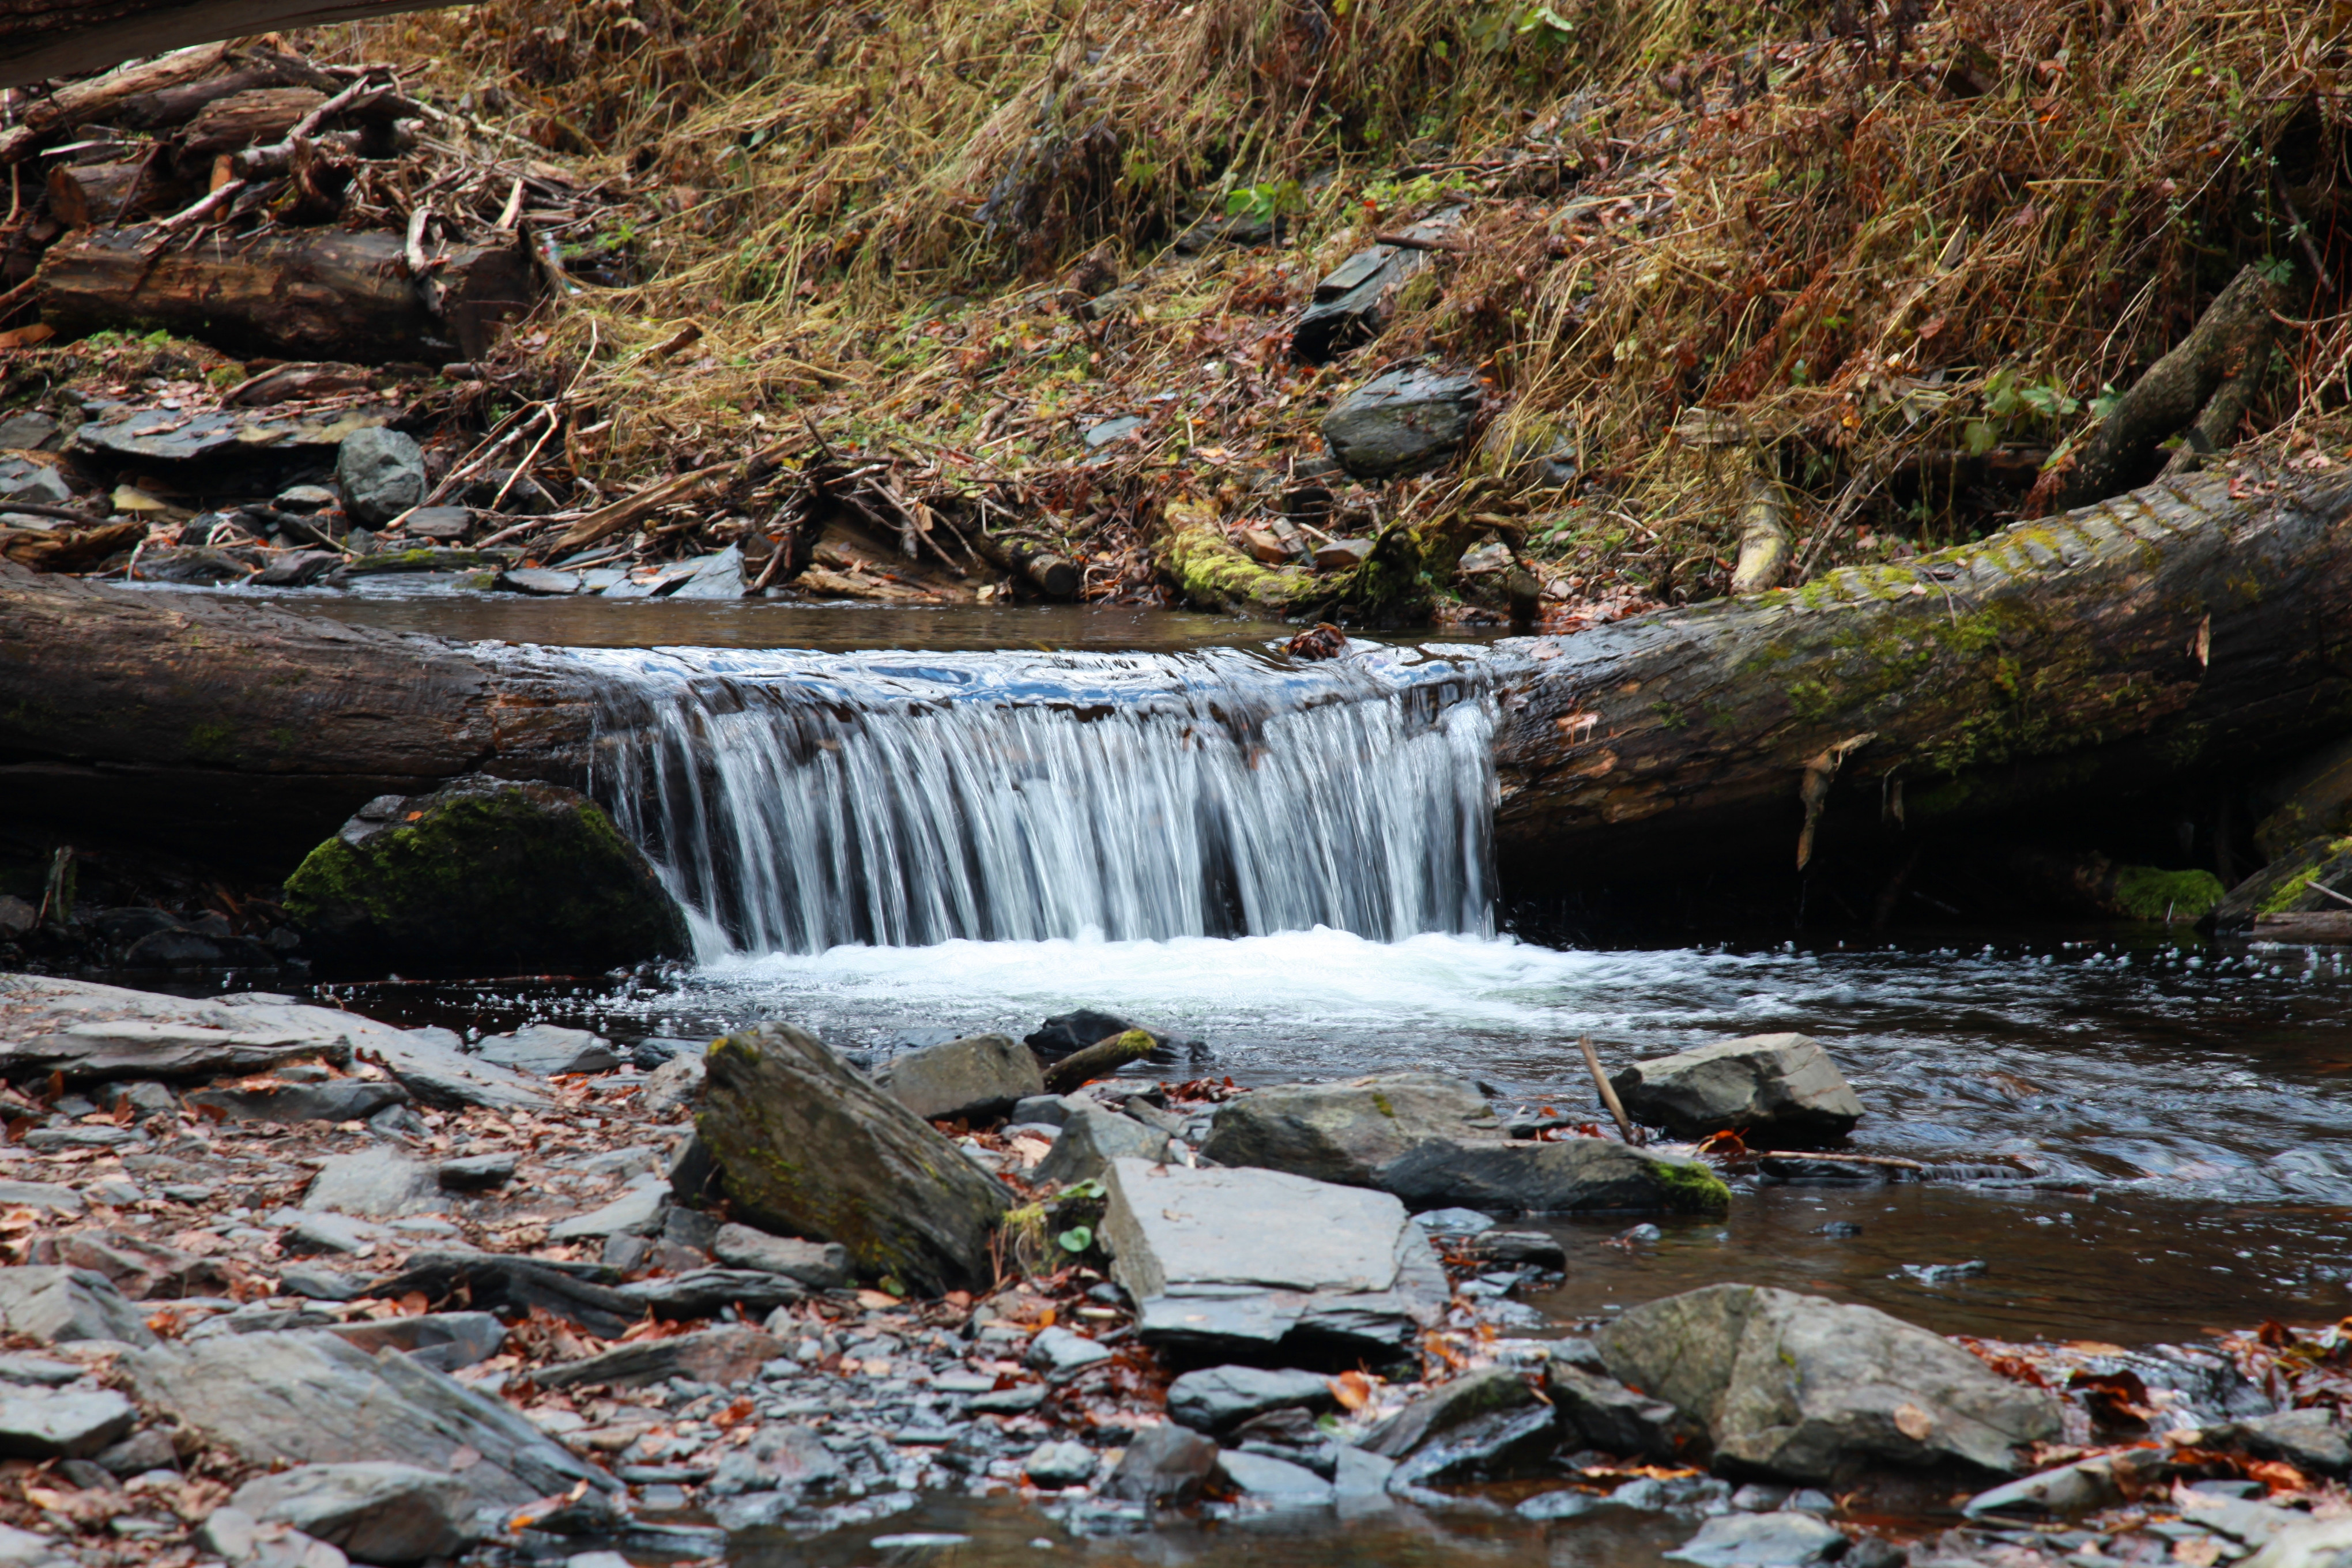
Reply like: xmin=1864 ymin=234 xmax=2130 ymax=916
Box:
xmin=0 ymin=560 xmax=594 ymax=868
xmin=45 ymin=159 xmax=195 ymax=228
xmin=0 ymin=1 xmax=471 ymax=92
xmin=1491 ymin=465 xmax=2352 ymax=875
xmin=34 ymin=227 xmax=533 ymax=362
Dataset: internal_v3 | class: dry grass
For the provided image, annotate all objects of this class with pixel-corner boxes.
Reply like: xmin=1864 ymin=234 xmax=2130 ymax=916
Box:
xmin=325 ymin=0 xmax=2350 ymax=612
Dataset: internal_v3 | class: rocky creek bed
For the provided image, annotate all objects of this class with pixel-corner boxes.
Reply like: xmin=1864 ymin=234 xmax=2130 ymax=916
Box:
xmin=2 ymin=966 xmax=2351 ymax=1568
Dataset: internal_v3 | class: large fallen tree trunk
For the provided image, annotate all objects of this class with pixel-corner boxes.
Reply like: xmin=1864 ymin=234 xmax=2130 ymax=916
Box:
xmin=0 ymin=1 xmax=471 ymax=93
xmin=0 ymin=561 xmax=594 ymax=867
xmin=4 ymin=465 xmax=2350 ymax=884
xmin=1492 ymin=463 xmax=2352 ymax=874
xmin=33 ymin=227 xmax=532 ymax=362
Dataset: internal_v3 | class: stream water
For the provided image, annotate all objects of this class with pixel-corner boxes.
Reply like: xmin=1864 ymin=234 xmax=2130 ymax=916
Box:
xmin=237 ymin=595 xmax=2352 ymax=1566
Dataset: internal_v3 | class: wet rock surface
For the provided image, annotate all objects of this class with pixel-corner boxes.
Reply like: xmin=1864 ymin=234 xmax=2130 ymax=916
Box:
xmin=1611 ymin=1034 xmax=1865 ymax=1145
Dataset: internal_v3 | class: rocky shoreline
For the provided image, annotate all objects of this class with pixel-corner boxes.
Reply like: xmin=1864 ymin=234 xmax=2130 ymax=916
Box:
xmin=1 ymin=973 xmax=2347 ymax=1568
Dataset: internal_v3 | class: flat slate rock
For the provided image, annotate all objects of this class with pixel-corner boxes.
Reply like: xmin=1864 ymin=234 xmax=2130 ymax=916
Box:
xmin=1167 ymin=1366 xmax=1337 ymax=1434
xmin=125 ymin=1330 xmax=610 ymax=1506
xmin=0 ymin=1267 xmax=157 ymax=1347
xmin=0 ymin=1388 xmax=136 ymax=1458
xmin=1321 ymin=367 xmax=1482 ymax=478
xmin=534 ymin=1326 xmax=782 ymax=1390
xmin=230 ymin=1461 xmax=472 ymax=1564
xmin=1669 ymin=1512 xmax=1850 ymax=1567
xmin=1033 ymin=1105 xmax=1170 ymax=1186
xmin=1375 ymin=1136 xmax=1727 ymax=1214
xmin=187 ymin=1079 xmax=410 ymax=1125
xmin=1200 ymin=1072 xmax=1496 ymax=1187
xmin=0 ymin=1182 xmax=85 ymax=1216
xmin=475 ymin=1024 xmax=619 ymax=1077
xmin=303 ymin=1151 xmax=437 ymax=1219
xmin=1611 ymin=1034 xmax=1864 ymax=1145
xmin=72 ymin=403 xmax=402 ymax=465
xmin=367 ymin=1253 xmax=636 ymax=1341
xmin=710 ymin=1225 xmax=847 ymax=1288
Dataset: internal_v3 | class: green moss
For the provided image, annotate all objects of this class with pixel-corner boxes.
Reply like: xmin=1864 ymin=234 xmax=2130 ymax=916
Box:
xmin=187 ymin=720 xmax=235 ymax=757
xmin=2110 ymin=865 xmax=2225 ymax=921
xmin=2255 ymin=839 xmax=2352 ymax=914
xmin=1371 ymin=1091 xmax=1396 ymax=1119
xmin=1654 ymin=1158 xmax=1732 ymax=1213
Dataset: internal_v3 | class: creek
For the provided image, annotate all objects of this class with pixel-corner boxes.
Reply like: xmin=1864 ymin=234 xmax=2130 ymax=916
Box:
xmin=273 ymin=595 xmax=2352 ymax=1565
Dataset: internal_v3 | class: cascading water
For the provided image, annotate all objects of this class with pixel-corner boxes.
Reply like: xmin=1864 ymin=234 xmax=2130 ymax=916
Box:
xmin=576 ymin=643 xmax=1501 ymax=955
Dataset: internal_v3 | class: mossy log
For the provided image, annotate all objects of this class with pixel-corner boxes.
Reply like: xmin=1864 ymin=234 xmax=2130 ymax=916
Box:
xmin=1156 ymin=496 xmax=1484 ymax=623
xmin=0 ymin=559 xmax=596 ymax=869
xmin=1492 ymin=464 xmax=2352 ymax=875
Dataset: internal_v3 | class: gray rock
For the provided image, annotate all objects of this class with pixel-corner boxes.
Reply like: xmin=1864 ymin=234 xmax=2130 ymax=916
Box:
xmin=1024 ymin=1326 xmax=1114 ymax=1379
xmin=320 ymin=1313 xmax=506 ymax=1373
xmin=1546 ymin=1359 xmax=1703 ymax=1461
xmin=1291 ymin=242 xmax=1431 ymax=363
xmin=1202 ymin=1073 xmax=1497 ymax=1185
xmin=1615 ymin=1475 xmax=1737 ymax=1513
xmin=710 ymin=1224 xmax=848 ymax=1288
xmin=619 ymin=1270 xmax=805 ymax=1321
xmin=1103 ymin=1158 xmax=1447 ymax=1358
xmin=1166 ymin=1366 xmax=1337 ymax=1434
xmin=1103 ymin=1422 xmax=1219 ymax=1505
xmin=187 ymin=1079 xmax=410 ymax=1125
xmin=437 ymin=1153 xmax=517 ymax=1193
xmin=303 ymin=1151 xmax=436 ymax=1218
xmin=1597 ymin=1284 xmax=2063 ymax=1481
xmin=1611 ymin=1035 xmax=1864 ymax=1145
xmin=641 ymin=1053 xmax=704 ymax=1114
xmin=497 ymin=568 xmax=578 ymax=595
xmin=230 ymin=1462 xmax=471 ymax=1563
xmin=0 ymin=1354 xmax=81 ymax=1387
xmin=0 ymin=413 xmax=59 ymax=450
xmin=533 ymin=1326 xmax=780 ymax=1390
xmin=125 ymin=1330 xmax=609 ymax=1505
xmin=1360 ymin=1367 xmax=1537 ymax=1460
xmin=1216 ymin=1448 xmax=1335 ymax=1505
xmin=0 ymin=1267 xmax=156 ymax=1346
xmin=1669 ymin=1513 xmax=1850 ymax=1567
xmin=2235 ymin=1514 xmax=2352 ymax=1568
xmin=0 ymin=458 xmax=72 ymax=506
xmin=698 ymin=1023 xmax=1012 ymax=1295
xmin=135 ymin=545 xmax=257 ymax=586
xmin=336 ymin=429 xmax=425 ymax=526
xmin=1377 ymin=1136 xmax=1728 ymax=1214
xmin=200 ymin=1506 xmax=350 ymax=1568
xmin=1008 ymin=1094 xmax=1083 ymax=1128
xmin=1460 ymin=1230 xmax=1570 ymax=1269
xmin=0 ymin=1388 xmax=135 ymax=1457
xmin=2211 ymin=1408 xmax=2351 ymax=1477
xmin=1034 ymin=1104 xmax=1173 ymax=1185
xmin=1322 ymin=367 xmax=1482 ymax=479
xmin=1023 ymin=1439 xmax=1098 ymax=1488
xmin=94 ymin=1427 xmax=177 ymax=1476
xmin=476 ymin=1024 xmax=619 ymax=1077
xmin=255 ymin=550 xmax=343 ymax=587
xmin=0 ymin=1183 xmax=85 ymax=1217
xmin=1960 ymin=1456 xmax=2125 ymax=1518
xmin=286 ymin=1214 xmax=375 ymax=1255
xmin=366 ymin=1030 xmax=551 ymax=1115
xmin=404 ymin=506 xmax=472 ymax=541
xmin=549 ymin=1178 xmax=668 ymax=1241
xmin=879 ymin=1032 xmax=1044 ymax=1123
xmin=667 ymin=545 xmax=745 ymax=600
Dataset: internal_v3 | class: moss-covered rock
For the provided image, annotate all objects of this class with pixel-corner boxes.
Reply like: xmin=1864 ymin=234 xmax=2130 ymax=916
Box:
xmin=698 ymin=1022 xmax=1012 ymax=1295
xmin=282 ymin=775 xmax=689 ymax=976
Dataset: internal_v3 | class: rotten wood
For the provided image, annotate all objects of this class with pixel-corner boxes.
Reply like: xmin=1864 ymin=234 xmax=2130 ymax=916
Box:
xmin=0 ymin=42 xmax=229 ymax=153
xmin=1 ymin=2 xmax=467 ymax=93
xmin=44 ymin=157 xmax=193 ymax=228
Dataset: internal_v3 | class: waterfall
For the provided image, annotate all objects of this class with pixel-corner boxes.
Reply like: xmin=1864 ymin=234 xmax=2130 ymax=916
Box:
xmin=576 ymin=644 xmax=1499 ymax=955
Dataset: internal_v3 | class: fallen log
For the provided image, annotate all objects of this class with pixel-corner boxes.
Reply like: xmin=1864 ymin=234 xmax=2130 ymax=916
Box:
xmin=0 ymin=2 xmax=468 ymax=92
xmin=0 ymin=42 xmax=228 ymax=152
xmin=33 ymin=227 xmax=533 ymax=362
xmin=44 ymin=159 xmax=195 ymax=228
xmin=1492 ymin=464 xmax=2352 ymax=874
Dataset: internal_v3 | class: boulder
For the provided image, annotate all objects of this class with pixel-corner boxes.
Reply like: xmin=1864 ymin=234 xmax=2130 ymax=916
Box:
xmin=1166 ymin=1366 xmax=1338 ymax=1434
xmin=1377 ymin=1137 xmax=1731 ymax=1213
xmin=476 ymin=1025 xmax=619 ymax=1076
xmin=1201 ymin=1073 xmax=1497 ymax=1185
xmin=1670 ymin=1513 xmax=1850 ymax=1567
xmin=125 ymin=1330 xmax=610 ymax=1505
xmin=1103 ymin=1422 xmax=1219 ymax=1506
xmin=1032 ymin=1105 xmax=1171 ymax=1185
xmin=229 ymin=1463 xmax=472 ymax=1564
xmin=696 ymin=1023 xmax=1012 ymax=1294
xmin=336 ymin=428 xmax=425 ymax=526
xmin=1215 ymin=1448 xmax=1335 ymax=1505
xmin=534 ymin=1326 xmax=779 ymax=1390
xmin=282 ymin=778 xmax=691 ymax=978
xmin=1610 ymin=1035 xmax=1863 ymax=1146
xmin=1101 ymin=1159 xmax=1447 ymax=1361
xmin=1321 ymin=367 xmax=1483 ymax=479
xmin=0 ymin=1267 xmax=156 ymax=1346
xmin=0 ymin=1388 xmax=135 ymax=1457
xmin=710 ymin=1224 xmax=849 ymax=1288
xmin=878 ymin=1032 xmax=1044 ymax=1122
xmin=641 ymin=1053 xmax=705 ymax=1114
xmin=1025 ymin=1009 xmax=1167 ymax=1061
xmin=1360 ymin=1367 xmax=1537 ymax=1460
xmin=1595 ymin=1284 xmax=2063 ymax=1481
xmin=703 ymin=1423 xmax=840 ymax=1499
xmin=2211 ymin=1408 xmax=2352 ymax=1477
xmin=186 ymin=1079 xmax=410 ymax=1125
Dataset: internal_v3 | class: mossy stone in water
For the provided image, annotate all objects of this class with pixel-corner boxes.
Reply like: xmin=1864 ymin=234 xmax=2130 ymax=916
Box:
xmin=283 ymin=775 xmax=689 ymax=975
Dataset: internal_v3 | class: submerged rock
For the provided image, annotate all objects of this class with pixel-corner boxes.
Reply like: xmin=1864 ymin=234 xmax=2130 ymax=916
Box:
xmin=1669 ymin=1512 xmax=1850 ymax=1567
xmin=696 ymin=1023 xmax=1012 ymax=1294
xmin=1611 ymin=1035 xmax=1864 ymax=1145
xmin=1546 ymin=1358 xmax=1705 ymax=1462
xmin=1596 ymin=1284 xmax=2063 ymax=1480
xmin=283 ymin=777 xmax=690 ymax=977
xmin=1104 ymin=1422 xmax=1219 ymax=1505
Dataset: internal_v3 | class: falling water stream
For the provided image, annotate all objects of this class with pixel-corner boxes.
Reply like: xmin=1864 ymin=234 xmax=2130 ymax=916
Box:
xmin=278 ymin=595 xmax=2352 ymax=1568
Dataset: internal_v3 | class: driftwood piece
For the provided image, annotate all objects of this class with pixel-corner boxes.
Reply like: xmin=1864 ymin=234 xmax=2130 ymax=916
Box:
xmin=33 ymin=227 xmax=533 ymax=362
xmin=107 ymin=48 xmax=340 ymax=129
xmin=2059 ymin=264 xmax=2285 ymax=507
xmin=45 ymin=159 xmax=193 ymax=228
xmin=1492 ymin=465 xmax=2352 ymax=875
xmin=2252 ymin=911 xmax=2352 ymax=943
xmin=0 ymin=2 xmax=465 ymax=92
xmin=0 ymin=42 xmax=227 ymax=152
xmin=1040 ymin=1028 xmax=1156 ymax=1094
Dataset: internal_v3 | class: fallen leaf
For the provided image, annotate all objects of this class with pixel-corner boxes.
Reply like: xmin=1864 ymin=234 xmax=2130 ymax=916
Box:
xmin=1894 ymin=1402 xmax=1935 ymax=1441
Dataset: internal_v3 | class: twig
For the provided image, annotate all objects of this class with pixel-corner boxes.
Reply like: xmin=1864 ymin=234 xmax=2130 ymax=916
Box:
xmin=489 ymin=408 xmax=563 ymax=512
xmin=146 ymin=179 xmax=244 ymax=239
xmin=2277 ymin=178 xmax=2335 ymax=296
xmin=0 ymin=501 xmax=106 ymax=525
xmin=1578 ymin=1035 xmax=1641 ymax=1144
